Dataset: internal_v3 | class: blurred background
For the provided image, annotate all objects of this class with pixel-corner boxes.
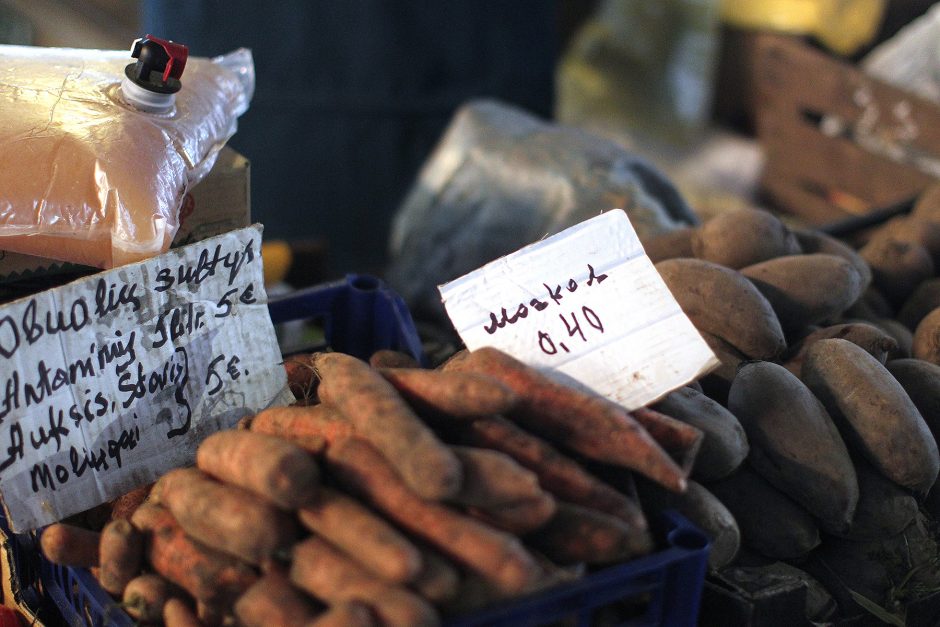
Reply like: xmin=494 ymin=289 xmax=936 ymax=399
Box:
xmin=1 ymin=0 xmax=937 ymax=277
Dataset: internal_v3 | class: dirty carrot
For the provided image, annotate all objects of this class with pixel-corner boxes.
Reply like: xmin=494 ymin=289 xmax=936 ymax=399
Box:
xmin=163 ymin=598 xmax=202 ymax=627
xmin=525 ymin=502 xmax=654 ymax=565
xmin=131 ymin=503 xmax=257 ymax=607
xmin=314 ymin=352 xmax=462 ymax=500
xmin=309 ymin=601 xmax=377 ymax=627
xmin=298 ymin=486 xmax=422 ymax=584
xmin=378 ymin=368 xmax=519 ymax=418
xmin=109 ymin=484 xmax=153 ymax=521
xmin=443 ymin=347 xmax=688 ymax=492
xmin=290 ymin=536 xmax=439 ymax=627
xmin=196 ymin=430 xmax=320 ymax=510
xmin=409 ymin=544 xmax=460 ymax=604
xmin=468 ymin=493 xmax=557 ymax=535
xmin=123 ymin=574 xmax=182 ymax=623
xmin=326 ymin=437 xmax=542 ymax=595
xmin=450 ymin=446 xmax=545 ymax=508
xmin=631 ymin=406 xmax=704 ymax=476
xmin=452 ymin=416 xmax=647 ymax=528
xmin=284 ymin=353 xmax=318 ymax=400
xmin=250 ymin=404 xmax=355 ymax=449
xmin=98 ymin=519 xmax=143 ymax=595
xmin=234 ymin=570 xmax=321 ymax=627
xmin=369 ymin=349 xmax=420 ymax=369
xmin=40 ymin=523 xmax=100 ymax=567
xmin=158 ymin=467 xmax=300 ymax=565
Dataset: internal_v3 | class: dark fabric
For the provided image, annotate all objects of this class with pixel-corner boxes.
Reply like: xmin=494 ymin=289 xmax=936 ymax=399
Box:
xmin=143 ymin=1 xmax=556 ymax=274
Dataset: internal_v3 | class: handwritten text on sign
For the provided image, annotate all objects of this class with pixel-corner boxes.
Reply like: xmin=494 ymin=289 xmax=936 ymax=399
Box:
xmin=0 ymin=225 xmax=292 ymax=531
xmin=439 ymin=210 xmax=718 ymax=410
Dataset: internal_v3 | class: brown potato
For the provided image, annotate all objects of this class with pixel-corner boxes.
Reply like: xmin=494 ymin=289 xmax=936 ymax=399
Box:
xmin=741 ymin=254 xmax=865 ymax=332
xmin=729 ymin=361 xmax=858 ymax=534
xmin=656 ymin=258 xmax=786 ymax=360
xmin=913 ymin=307 xmax=940 ymax=365
xmin=691 ymin=207 xmax=801 ymax=269
xmin=802 ymin=339 xmax=940 ymax=493
xmin=860 ymin=237 xmax=934 ymax=305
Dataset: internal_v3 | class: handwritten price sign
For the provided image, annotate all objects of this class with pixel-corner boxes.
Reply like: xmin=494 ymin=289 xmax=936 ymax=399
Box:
xmin=0 ymin=225 xmax=291 ymax=531
xmin=440 ymin=210 xmax=717 ymax=410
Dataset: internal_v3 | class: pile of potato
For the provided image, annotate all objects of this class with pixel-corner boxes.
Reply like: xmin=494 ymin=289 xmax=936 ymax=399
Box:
xmin=641 ymin=195 xmax=940 ymax=624
xmin=38 ymin=348 xmax=704 ymax=626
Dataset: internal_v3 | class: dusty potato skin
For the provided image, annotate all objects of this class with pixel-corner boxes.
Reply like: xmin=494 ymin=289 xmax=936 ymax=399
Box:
xmin=729 ymin=361 xmax=858 ymax=535
xmin=802 ymin=339 xmax=940 ymax=494
xmin=782 ymin=322 xmax=897 ymax=377
xmin=834 ymin=458 xmax=918 ymax=542
xmin=913 ymin=307 xmax=940 ymax=365
xmin=656 ymin=258 xmax=786 ymax=360
xmin=707 ymin=466 xmax=820 ymax=560
xmin=898 ymin=278 xmax=940 ymax=330
xmin=740 ymin=254 xmax=865 ymax=333
xmin=887 ymin=358 xmax=940 ymax=441
xmin=691 ymin=207 xmax=801 ymax=269
xmin=653 ymin=387 xmax=748 ymax=482
xmin=794 ymin=228 xmax=871 ymax=291
xmin=860 ymin=237 xmax=935 ymax=305
xmin=641 ymin=227 xmax=695 ymax=263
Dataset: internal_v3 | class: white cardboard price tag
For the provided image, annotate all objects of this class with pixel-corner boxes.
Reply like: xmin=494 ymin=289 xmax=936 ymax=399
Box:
xmin=0 ymin=225 xmax=292 ymax=531
xmin=439 ymin=209 xmax=717 ymax=409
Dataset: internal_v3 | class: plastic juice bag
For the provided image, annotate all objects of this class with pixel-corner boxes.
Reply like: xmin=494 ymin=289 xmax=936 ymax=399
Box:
xmin=0 ymin=44 xmax=253 ymax=268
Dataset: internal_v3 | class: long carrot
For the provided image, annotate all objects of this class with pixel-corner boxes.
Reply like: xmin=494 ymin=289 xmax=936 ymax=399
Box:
xmin=196 ymin=430 xmax=320 ymax=510
xmin=378 ymin=368 xmax=518 ymax=418
xmin=40 ymin=524 xmax=100 ymax=567
xmin=158 ymin=467 xmax=300 ymax=565
xmin=109 ymin=484 xmax=153 ymax=521
xmin=409 ymin=544 xmax=460 ymax=604
xmin=449 ymin=446 xmax=546 ymax=508
xmin=123 ymin=574 xmax=182 ymax=623
xmin=525 ymin=502 xmax=654 ymax=565
xmin=325 ymin=437 xmax=542 ymax=595
xmin=163 ymin=598 xmax=201 ymax=627
xmin=284 ymin=353 xmax=318 ymax=401
xmin=313 ymin=352 xmax=462 ymax=500
xmin=298 ymin=487 xmax=423 ymax=584
xmin=234 ymin=570 xmax=321 ymax=627
xmin=98 ymin=519 xmax=143 ymax=595
xmin=443 ymin=347 xmax=688 ymax=492
xmin=310 ymin=602 xmax=377 ymax=627
xmin=468 ymin=494 xmax=558 ymax=535
xmin=369 ymin=349 xmax=420 ymax=369
xmin=250 ymin=404 xmax=355 ymax=449
xmin=450 ymin=416 xmax=647 ymax=528
xmin=131 ymin=503 xmax=257 ymax=607
xmin=631 ymin=406 xmax=703 ymax=476
xmin=290 ymin=536 xmax=439 ymax=627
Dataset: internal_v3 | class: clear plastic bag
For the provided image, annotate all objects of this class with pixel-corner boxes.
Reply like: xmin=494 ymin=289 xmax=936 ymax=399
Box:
xmin=0 ymin=44 xmax=254 ymax=268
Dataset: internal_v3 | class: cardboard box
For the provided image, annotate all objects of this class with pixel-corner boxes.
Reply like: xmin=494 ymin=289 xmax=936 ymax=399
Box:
xmin=0 ymin=146 xmax=251 ymax=284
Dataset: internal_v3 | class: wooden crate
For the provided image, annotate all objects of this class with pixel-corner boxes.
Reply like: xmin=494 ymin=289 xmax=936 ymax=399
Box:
xmin=754 ymin=34 xmax=940 ymax=225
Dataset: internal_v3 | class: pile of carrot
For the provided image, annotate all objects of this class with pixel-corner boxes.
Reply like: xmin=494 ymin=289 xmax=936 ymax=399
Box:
xmin=38 ymin=347 xmax=701 ymax=627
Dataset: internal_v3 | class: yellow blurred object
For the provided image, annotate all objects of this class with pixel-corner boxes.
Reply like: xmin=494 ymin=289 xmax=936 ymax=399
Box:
xmin=721 ymin=0 xmax=887 ymax=55
xmin=262 ymin=241 xmax=293 ymax=286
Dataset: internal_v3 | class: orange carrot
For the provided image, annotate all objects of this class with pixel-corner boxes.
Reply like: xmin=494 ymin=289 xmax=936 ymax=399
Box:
xmin=450 ymin=446 xmax=545 ymax=507
xmin=298 ymin=487 xmax=422 ymax=584
xmin=631 ymin=407 xmax=703 ymax=476
xmin=109 ymin=484 xmax=153 ymax=521
xmin=409 ymin=544 xmax=460 ymax=604
xmin=163 ymin=598 xmax=201 ymax=627
xmin=326 ymin=437 xmax=542 ymax=594
xmin=98 ymin=519 xmax=143 ymax=595
xmin=451 ymin=416 xmax=647 ymax=528
xmin=378 ymin=368 xmax=518 ymax=418
xmin=468 ymin=493 xmax=557 ymax=535
xmin=290 ymin=536 xmax=439 ymax=627
xmin=314 ymin=352 xmax=462 ymax=500
xmin=131 ymin=503 xmax=257 ymax=607
xmin=123 ymin=573 xmax=182 ymax=623
xmin=158 ymin=467 xmax=300 ymax=565
xmin=234 ymin=570 xmax=321 ymax=627
xmin=525 ymin=502 xmax=654 ymax=565
xmin=443 ymin=347 xmax=688 ymax=492
xmin=40 ymin=524 xmax=99 ymax=567
xmin=196 ymin=430 xmax=319 ymax=510
xmin=250 ymin=404 xmax=355 ymax=449
xmin=309 ymin=602 xmax=376 ymax=627
xmin=284 ymin=353 xmax=318 ymax=400
xmin=369 ymin=349 xmax=420 ymax=369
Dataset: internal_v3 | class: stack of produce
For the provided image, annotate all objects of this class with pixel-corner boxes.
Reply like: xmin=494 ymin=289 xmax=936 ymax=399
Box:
xmin=642 ymin=200 xmax=940 ymax=624
xmin=39 ymin=349 xmax=703 ymax=626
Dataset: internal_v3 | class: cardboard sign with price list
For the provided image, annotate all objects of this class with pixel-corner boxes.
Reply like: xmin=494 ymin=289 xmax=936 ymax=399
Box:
xmin=439 ymin=209 xmax=718 ymax=410
xmin=0 ymin=225 xmax=291 ymax=531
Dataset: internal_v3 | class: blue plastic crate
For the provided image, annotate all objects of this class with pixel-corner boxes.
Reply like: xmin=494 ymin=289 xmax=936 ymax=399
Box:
xmin=268 ymin=273 xmax=425 ymax=364
xmin=444 ymin=510 xmax=709 ymax=627
xmin=15 ymin=510 xmax=707 ymax=627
